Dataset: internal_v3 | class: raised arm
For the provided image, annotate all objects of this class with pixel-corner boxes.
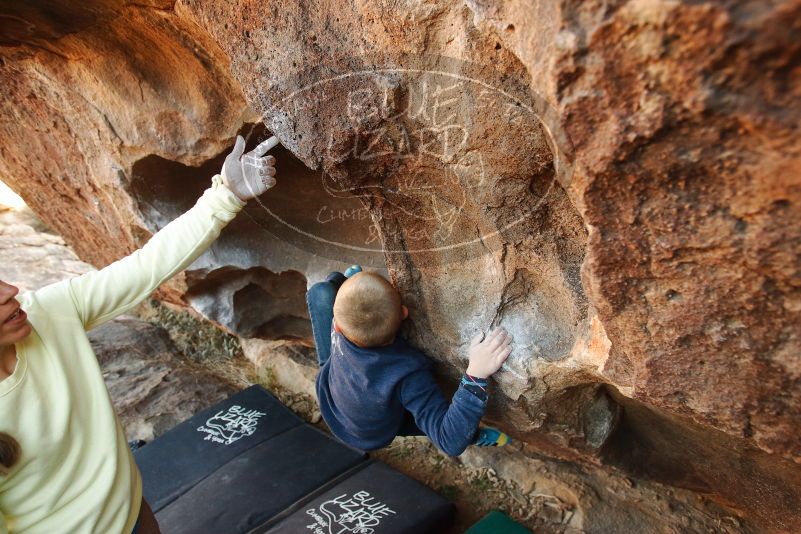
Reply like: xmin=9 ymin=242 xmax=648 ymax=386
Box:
xmin=400 ymin=328 xmax=512 ymax=456
xmin=67 ymin=135 xmax=278 ymax=330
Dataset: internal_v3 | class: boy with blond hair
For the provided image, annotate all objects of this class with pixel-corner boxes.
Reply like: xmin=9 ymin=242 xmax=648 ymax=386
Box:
xmin=308 ymin=267 xmax=511 ymax=456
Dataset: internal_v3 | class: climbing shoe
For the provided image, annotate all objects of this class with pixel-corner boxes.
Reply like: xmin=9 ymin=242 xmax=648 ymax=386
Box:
xmin=128 ymin=439 xmax=147 ymax=452
xmin=474 ymin=427 xmax=510 ymax=447
xmin=344 ymin=265 xmax=362 ymax=278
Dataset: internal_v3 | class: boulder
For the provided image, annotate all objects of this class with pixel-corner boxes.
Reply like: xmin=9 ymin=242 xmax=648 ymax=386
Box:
xmin=1 ymin=1 xmax=800 ymax=530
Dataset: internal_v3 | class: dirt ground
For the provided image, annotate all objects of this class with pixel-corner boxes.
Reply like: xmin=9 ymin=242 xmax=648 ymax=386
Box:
xmin=374 ymin=437 xmax=567 ymax=533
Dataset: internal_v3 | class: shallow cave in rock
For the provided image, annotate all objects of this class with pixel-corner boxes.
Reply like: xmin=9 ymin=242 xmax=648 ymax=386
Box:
xmin=184 ymin=266 xmax=311 ymax=341
xmin=130 ymin=123 xmax=386 ymax=267
xmin=128 ymin=123 xmax=388 ymax=341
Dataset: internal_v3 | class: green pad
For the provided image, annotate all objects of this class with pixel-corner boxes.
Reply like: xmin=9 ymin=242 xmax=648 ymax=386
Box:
xmin=466 ymin=510 xmax=532 ymax=534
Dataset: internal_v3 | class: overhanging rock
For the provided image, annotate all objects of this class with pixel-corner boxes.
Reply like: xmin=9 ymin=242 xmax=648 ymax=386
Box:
xmin=1 ymin=1 xmax=800 ymax=531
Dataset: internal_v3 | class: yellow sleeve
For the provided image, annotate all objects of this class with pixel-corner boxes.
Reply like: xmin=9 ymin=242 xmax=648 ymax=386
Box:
xmin=67 ymin=174 xmax=245 ymax=330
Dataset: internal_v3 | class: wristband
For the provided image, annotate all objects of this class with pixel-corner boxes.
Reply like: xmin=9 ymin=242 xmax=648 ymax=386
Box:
xmin=464 ymin=373 xmax=488 ymax=386
xmin=461 ymin=373 xmax=488 ymax=391
xmin=461 ymin=374 xmax=489 ymax=402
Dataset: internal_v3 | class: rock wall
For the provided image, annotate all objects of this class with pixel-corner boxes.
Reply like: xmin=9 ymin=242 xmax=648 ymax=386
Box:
xmin=1 ymin=1 xmax=800 ymax=531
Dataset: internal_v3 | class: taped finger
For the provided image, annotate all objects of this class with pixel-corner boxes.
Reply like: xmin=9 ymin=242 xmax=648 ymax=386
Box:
xmin=249 ymin=136 xmax=280 ymax=157
xmin=242 ymin=155 xmax=268 ymax=168
xmin=230 ymin=135 xmax=246 ymax=158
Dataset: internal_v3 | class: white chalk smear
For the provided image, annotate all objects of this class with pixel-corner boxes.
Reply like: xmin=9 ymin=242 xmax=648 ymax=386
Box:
xmin=500 ymin=362 xmax=526 ymax=380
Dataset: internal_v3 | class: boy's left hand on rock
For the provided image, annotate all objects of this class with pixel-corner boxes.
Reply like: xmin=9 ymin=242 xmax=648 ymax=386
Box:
xmin=221 ymin=135 xmax=279 ymax=201
xmin=466 ymin=327 xmax=512 ymax=379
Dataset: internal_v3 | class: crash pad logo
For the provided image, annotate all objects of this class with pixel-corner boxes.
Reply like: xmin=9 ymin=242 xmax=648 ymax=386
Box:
xmin=304 ymin=490 xmax=396 ymax=534
xmin=196 ymin=405 xmax=266 ymax=445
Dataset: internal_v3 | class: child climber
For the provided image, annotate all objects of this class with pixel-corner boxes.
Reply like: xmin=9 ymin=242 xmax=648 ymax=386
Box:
xmin=309 ymin=268 xmax=512 ymax=457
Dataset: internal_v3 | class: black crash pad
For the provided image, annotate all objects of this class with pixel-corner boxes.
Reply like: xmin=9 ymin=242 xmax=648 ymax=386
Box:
xmin=155 ymin=424 xmax=366 ymax=534
xmin=259 ymin=461 xmax=455 ymax=534
xmin=135 ymin=385 xmax=303 ymax=511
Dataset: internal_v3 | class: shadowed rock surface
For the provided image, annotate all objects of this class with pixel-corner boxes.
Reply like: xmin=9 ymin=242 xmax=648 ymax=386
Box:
xmin=1 ymin=1 xmax=800 ymax=531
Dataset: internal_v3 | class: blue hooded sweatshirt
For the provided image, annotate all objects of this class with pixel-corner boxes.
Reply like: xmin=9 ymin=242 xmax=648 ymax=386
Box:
xmin=316 ymin=327 xmax=487 ymax=456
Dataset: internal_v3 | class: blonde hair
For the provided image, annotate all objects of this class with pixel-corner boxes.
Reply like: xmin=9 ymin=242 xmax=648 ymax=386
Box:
xmin=333 ymin=272 xmax=403 ymax=347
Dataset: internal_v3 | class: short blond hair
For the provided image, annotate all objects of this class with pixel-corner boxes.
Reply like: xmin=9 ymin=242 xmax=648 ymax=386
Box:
xmin=333 ymin=272 xmax=403 ymax=347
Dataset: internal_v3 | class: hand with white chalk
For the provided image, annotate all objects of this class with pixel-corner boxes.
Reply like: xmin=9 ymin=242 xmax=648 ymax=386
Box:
xmin=221 ymin=135 xmax=280 ymax=201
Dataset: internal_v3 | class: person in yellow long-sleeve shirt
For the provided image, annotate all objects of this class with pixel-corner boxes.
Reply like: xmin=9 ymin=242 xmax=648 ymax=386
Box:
xmin=0 ymin=135 xmax=278 ymax=534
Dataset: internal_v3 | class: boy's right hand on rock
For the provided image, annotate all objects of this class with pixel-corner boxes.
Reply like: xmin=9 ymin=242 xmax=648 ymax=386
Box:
xmin=466 ymin=328 xmax=512 ymax=379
